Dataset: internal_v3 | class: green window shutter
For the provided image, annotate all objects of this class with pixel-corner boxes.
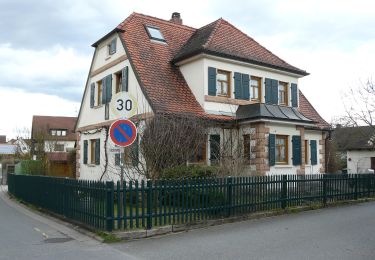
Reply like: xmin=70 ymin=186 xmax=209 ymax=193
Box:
xmin=292 ymin=135 xmax=301 ymax=165
xmin=265 ymin=78 xmax=272 ymax=104
xmin=95 ymin=139 xmax=100 ymax=165
xmin=269 ymin=134 xmax=276 ymax=166
xmin=271 ymin=79 xmax=278 ymax=105
xmin=115 ymin=153 xmax=120 ymax=166
xmin=122 ymin=67 xmax=128 ymax=92
xmin=106 ymin=74 xmax=112 ymax=103
xmin=208 ymin=67 xmax=217 ymax=96
xmin=291 ymin=83 xmax=298 ymax=107
xmin=242 ymin=73 xmax=250 ymax=100
xmin=90 ymin=83 xmax=95 ymax=108
xmin=83 ymin=140 xmax=88 ymax=164
xmin=310 ymin=140 xmax=317 ymax=165
xmin=131 ymin=135 xmax=139 ymax=167
xmin=234 ymin=72 xmax=242 ymax=99
xmin=101 ymin=78 xmax=106 ymax=105
xmin=209 ymin=134 xmax=220 ymax=163
xmin=111 ymin=38 xmax=116 ymax=54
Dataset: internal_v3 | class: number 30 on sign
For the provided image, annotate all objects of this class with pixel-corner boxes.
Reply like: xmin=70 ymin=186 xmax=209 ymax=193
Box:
xmin=110 ymin=92 xmax=138 ymax=119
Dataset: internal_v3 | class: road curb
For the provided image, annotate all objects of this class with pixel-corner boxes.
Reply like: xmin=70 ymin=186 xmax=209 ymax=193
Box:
xmin=112 ymin=198 xmax=375 ymax=241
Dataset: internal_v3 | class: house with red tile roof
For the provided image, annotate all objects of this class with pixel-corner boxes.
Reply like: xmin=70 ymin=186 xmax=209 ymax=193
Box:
xmin=31 ymin=115 xmax=77 ymax=177
xmin=75 ymin=12 xmax=330 ymax=180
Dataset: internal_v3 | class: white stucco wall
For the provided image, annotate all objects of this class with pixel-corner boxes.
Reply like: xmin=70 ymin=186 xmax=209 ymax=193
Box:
xmin=92 ymin=35 xmax=126 ymax=71
xmin=79 ymin=131 xmax=104 ymax=180
xmin=266 ymin=123 xmax=323 ymax=175
xmin=179 ymin=55 xmax=301 ymax=116
xmin=77 ymin=33 xmax=153 ymax=180
xmin=347 ymin=150 xmax=375 ymax=174
xmin=77 ymin=58 xmax=152 ymax=128
xmin=179 ymin=58 xmax=205 ymax=107
xmin=304 ymin=130 xmax=323 ymax=174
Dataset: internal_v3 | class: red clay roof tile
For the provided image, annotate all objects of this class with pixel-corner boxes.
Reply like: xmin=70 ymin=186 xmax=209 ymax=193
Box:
xmin=115 ymin=13 xmax=326 ymax=128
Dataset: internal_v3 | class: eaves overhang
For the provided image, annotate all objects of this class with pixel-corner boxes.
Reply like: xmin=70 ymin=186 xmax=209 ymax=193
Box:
xmin=91 ymin=28 xmax=125 ymax=47
xmin=172 ymin=49 xmax=309 ymax=77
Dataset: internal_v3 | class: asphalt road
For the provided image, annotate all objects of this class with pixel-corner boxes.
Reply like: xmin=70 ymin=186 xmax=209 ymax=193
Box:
xmin=114 ymin=201 xmax=375 ymax=260
xmin=2 ymin=184 xmax=375 ymax=260
xmin=0 ymin=186 xmax=135 ymax=260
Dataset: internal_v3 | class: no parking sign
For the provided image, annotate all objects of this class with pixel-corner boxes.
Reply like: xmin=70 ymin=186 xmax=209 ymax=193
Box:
xmin=109 ymin=119 xmax=137 ymax=147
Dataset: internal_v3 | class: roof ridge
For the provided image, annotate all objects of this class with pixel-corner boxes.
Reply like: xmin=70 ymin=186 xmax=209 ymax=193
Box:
xmin=217 ymin=19 xmax=298 ymax=69
xmin=117 ymin=12 xmax=137 ymax=29
xmin=124 ymin=12 xmax=196 ymax=31
xmin=203 ymin=18 xmax=223 ymax=48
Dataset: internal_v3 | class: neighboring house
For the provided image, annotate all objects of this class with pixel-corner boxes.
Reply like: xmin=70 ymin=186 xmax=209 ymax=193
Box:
xmin=75 ymin=12 xmax=330 ymax=181
xmin=31 ymin=115 xmax=77 ymax=177
xmin=8 ymin=138 xmax=31 ymax=155
xmin=333 ymin=126 xmax=375 ymax=174
xmin=0 ymin=137 xmax=17 ymax=184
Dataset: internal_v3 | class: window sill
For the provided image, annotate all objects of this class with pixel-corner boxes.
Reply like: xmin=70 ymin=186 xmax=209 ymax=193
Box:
xmin=93 ymin=105 xmax=103 ymax=109
xmin=274 ymin=164 xmax=292 ymax=168
xmin=205 ymin=95 xmax=261 ymax=106
xmin=86 ymin=164 xmax=98 ymax=167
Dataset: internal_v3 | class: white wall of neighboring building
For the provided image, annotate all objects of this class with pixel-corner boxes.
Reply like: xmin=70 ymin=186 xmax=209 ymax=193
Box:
xmin=347 ymin=150 xmax=375 ymax=174
xmin=44 ymin=140 xmax=75 ymax=152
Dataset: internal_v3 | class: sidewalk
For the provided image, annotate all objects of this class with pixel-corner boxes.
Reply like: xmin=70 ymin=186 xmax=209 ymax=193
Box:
xmin=0 ymin=185 xmax=101 ymax=243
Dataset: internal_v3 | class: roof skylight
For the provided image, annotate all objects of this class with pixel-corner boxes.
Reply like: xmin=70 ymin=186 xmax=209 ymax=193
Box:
xmin=145 ymin=26 xmax=165 ymax=42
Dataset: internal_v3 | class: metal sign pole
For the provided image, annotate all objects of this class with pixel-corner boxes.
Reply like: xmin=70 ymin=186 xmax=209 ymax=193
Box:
xmin=119 ymin=147 xmax=125 ymax=223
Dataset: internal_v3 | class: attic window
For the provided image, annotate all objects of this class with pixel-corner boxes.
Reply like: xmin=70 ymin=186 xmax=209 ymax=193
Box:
xmin=108 ymin=38 xmax=116 ymax=55
xmin=50 ymin=129 xmax=67 ymax=136
xmin=145 ymin=26 xmax=165 ymax=42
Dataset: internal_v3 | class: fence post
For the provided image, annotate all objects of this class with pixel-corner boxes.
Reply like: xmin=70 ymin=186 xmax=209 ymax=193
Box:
xmin=105 ymin=181 xmax=114 ymax=232
xmin=146 ymin=180 xmax=152 ymax=230
xmin=322 ymin=175 xmax=327 ymax=206
xmin=227 ymin=176 xmax=233 ymax=217
xmin=281 ymin=175 xmax=287 ymax=209
xmin=354 ymin=174 xmax=358 ymax=200
xmin=367 ymin=174 xmax=371 ymax=197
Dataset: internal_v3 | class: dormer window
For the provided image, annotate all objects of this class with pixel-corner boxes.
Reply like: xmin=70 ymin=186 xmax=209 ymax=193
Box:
xmin=108 ymin=38 xmax=116 ymax=55
xmin=50 ymin=129 xmax=67 ymax=136
xmin=145 ymin=26 xmax=165 ymax=42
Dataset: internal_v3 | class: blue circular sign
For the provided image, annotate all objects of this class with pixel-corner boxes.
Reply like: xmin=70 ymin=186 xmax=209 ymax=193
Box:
xmin=109 ymin=119 xmax=137 ymax=147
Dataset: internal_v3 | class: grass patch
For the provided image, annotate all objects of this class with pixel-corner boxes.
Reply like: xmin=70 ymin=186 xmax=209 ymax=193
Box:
xmin=96 ymin=231 xmax=122 ymax=243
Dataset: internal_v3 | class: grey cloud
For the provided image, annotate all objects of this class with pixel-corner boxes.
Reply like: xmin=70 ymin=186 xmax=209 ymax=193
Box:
xmin=210 ymin=1 xmax=375 ymax=51
xmin=0 ymin=0 xmax=121 ymax=52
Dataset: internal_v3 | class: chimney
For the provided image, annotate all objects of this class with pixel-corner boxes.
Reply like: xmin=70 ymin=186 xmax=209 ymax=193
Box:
xmin=170 ymin=12 xmax=182 ymax=25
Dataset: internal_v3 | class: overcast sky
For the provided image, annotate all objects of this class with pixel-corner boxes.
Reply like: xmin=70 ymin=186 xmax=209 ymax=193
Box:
xmin=0 ymin=0 xmax=374 ymax=139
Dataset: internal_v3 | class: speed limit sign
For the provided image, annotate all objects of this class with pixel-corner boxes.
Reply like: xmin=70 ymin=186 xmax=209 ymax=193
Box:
xmin=110 ymin=92 xmax=138 ymax=119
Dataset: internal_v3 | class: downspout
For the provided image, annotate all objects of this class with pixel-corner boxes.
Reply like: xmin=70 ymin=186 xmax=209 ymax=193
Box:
xmin=325 ymin=129 xmax=333 ymax=173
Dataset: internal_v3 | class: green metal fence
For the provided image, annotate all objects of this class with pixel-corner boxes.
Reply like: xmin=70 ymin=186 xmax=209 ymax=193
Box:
xmin=7 ymin=174 xmax=111 ymax=230
xmin=7 ymin=174 xmax=375 ymax=232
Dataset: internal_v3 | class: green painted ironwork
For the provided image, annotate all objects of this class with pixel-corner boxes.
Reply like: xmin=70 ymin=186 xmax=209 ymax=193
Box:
xmin=7 ymin=173 xmax=375 ymax=232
